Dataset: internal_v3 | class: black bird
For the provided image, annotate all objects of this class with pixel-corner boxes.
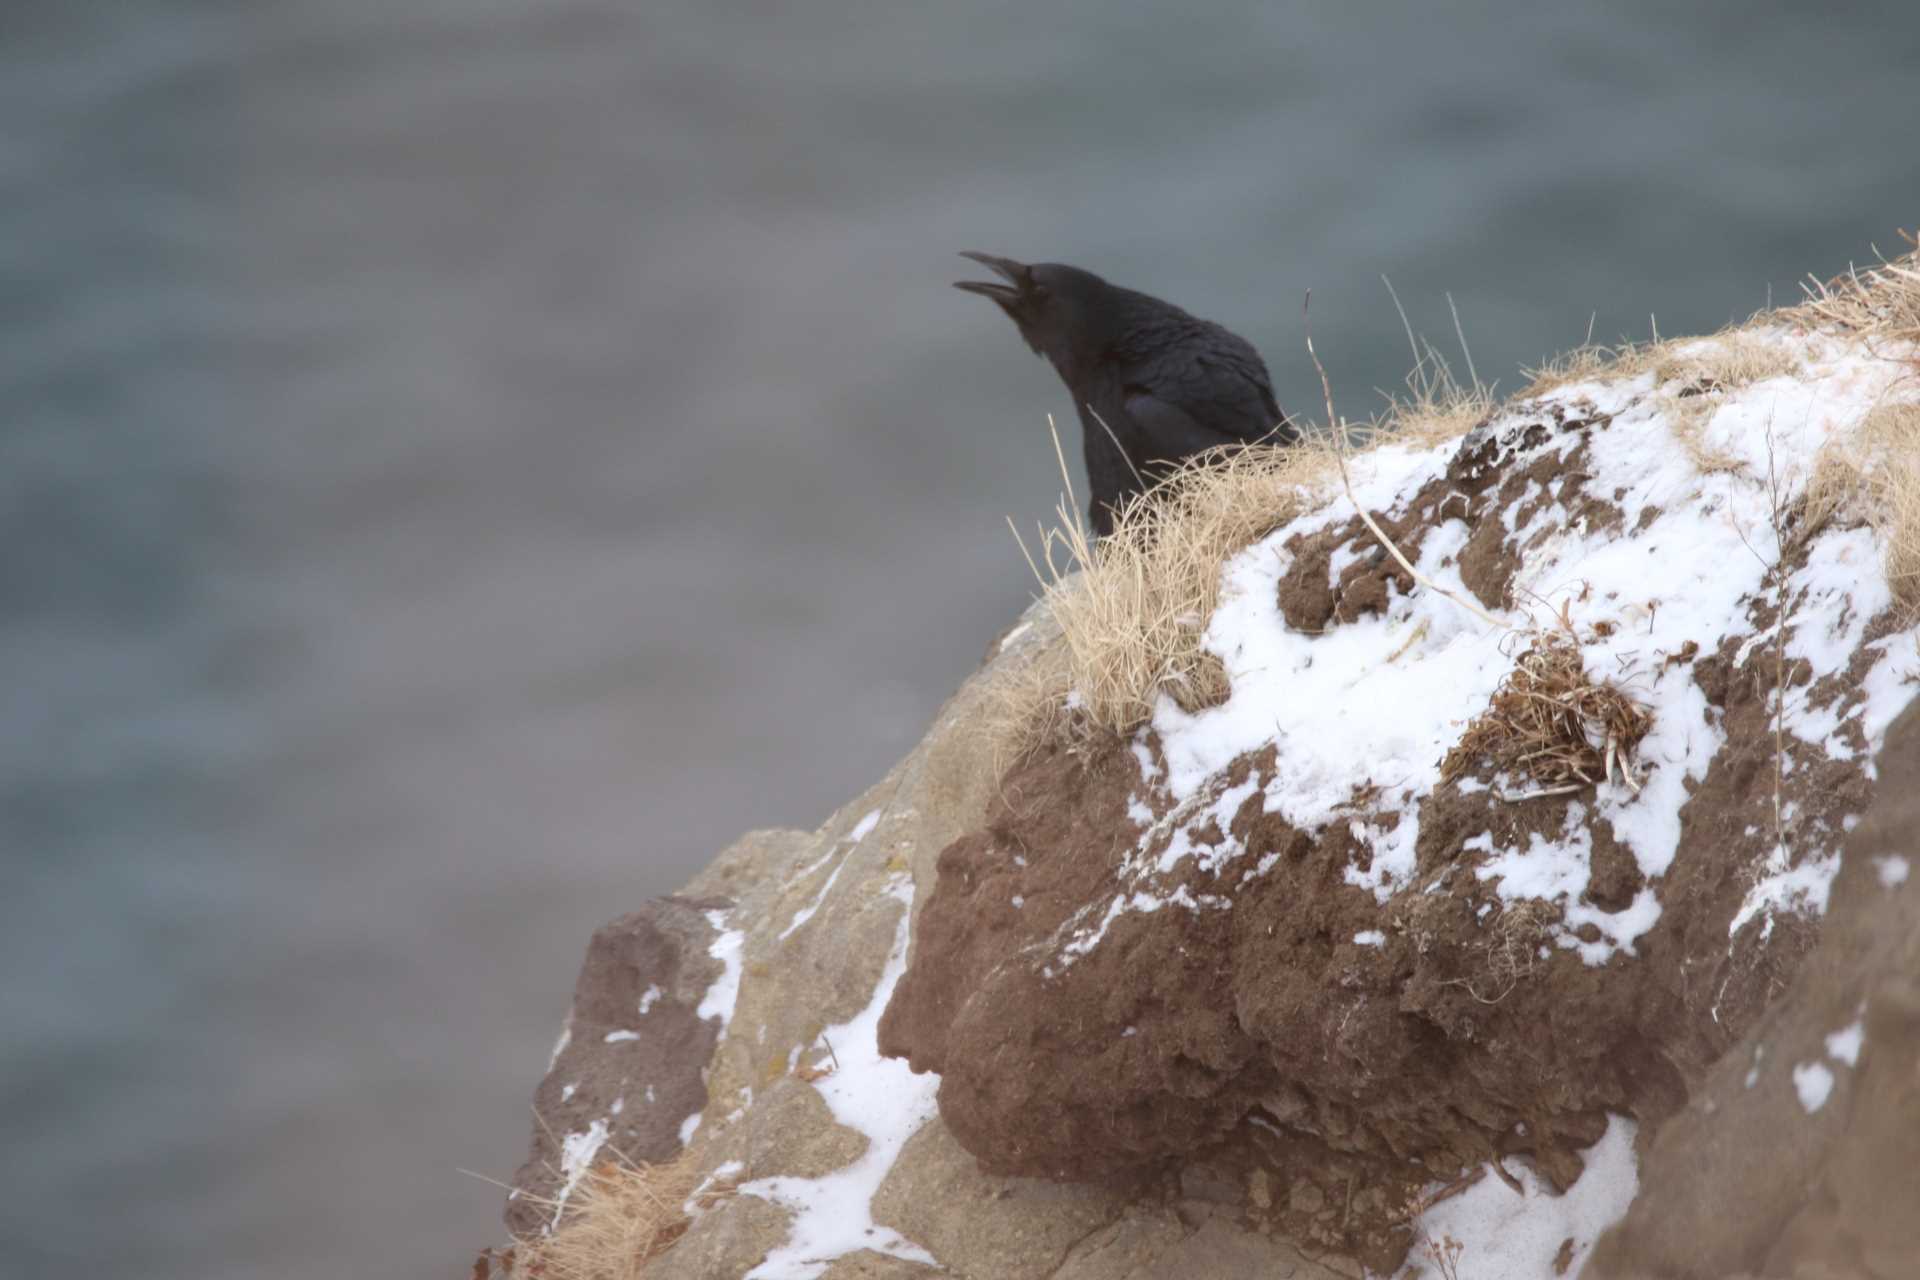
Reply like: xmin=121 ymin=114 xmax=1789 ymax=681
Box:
xmin=955 ymin=252 xmax=1294 ymax=536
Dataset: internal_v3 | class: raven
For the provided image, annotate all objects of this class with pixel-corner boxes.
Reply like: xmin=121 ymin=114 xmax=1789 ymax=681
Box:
xmin=956 ymin=252 xmax=1294 ymax=536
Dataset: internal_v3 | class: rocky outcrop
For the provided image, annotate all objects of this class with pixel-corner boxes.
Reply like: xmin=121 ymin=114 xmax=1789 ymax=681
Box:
xmin=499 ymin=304 xmax=1920 ymax=1279
xmin=876 ymin=374 xmax=1910 ymax=1268
xmin=505 ymin=896 xmax=735 ymax=1238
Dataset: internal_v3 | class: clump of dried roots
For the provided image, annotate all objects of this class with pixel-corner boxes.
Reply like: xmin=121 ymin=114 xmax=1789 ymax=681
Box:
xmin=1443 ymin=618 xmax=1652 ymax=798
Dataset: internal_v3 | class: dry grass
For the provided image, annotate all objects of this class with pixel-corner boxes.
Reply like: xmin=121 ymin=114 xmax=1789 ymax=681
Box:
xmin=1806 ymin=400 xmax=1920 ymax=617
xmin=1648 ymin=330 xmax=1804 ymax=392
xmin=997 ymin=431 xmax=1344 ymax=755
xmin=484 ymin=1155 xmax=733 ymax=1280
xmin=1791 ymin=229 xmax=1920 ymax=350
xmin=1520 ymin=338 xmax=1658 ymax=401
xmin=1441 ymin=616 xmax=1652 ymax=796
xmin=1463 ymin=899 xmax=1556 ymax=1005
xmin=1647 ymin=332 xmax=1805 ymax=475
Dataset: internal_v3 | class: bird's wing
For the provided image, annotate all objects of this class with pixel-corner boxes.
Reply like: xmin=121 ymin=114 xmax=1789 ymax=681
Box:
xmin=1124 ymin=345 xmax=1290 ymax=455
xmin=1119 ymin=389 xmax=1233 ymax=459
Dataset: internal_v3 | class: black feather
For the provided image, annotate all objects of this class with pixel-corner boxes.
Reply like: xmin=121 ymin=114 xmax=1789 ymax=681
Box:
xmin=957 ymin=253 xmax=1295 ymax=535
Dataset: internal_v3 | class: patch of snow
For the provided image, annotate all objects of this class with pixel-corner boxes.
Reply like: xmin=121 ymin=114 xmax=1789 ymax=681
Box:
xmin=1470 ymin=804 xmax=1661 ymax=964
xmin=1051 ymin=892 xmax=1168 ymax=973
xmin=686 ymin=1160 xmax=746 ymax=1217
xmin=1875 ymin=855 xmax=1911 ymax=888
xmin=1326 ymin=536 xmax=1367 ymax=587
xmin=547 ymin=1024 xmax=571 ymax=1070
xmin=781 ymin=811 xmax=881 ymax=939
xmin=1156 ymin=487 xmax=1489 ymax=904
xmin=1131 ymin=736 xmax=1162 ymax=785
xmin=645 ymin=1084 xmax=657 ymax=1104
xmin=679 ymin=1110 xmax=703 ymax=1145
xmin=742 ymin=876 xmax=939 ymax=1278
xmin=637 ymin=984 xmax=663 ymax=1016
xmin=1792 ymin=1061 xmax=1835 ymax=1113
xmin=1745 ymin=1044 xmax=1765 ymax=1089
xmin=1398 ymin=1114 xmax=1639 ymax=1280
xmin=1728 ymin=849 xmax=1842 ymax=942
xmin=610 ymin=1096 xmax=625 ymax=1115
xmin=1826 ymin=1020 xmax=1865 ymax=1068
xmin=551 ymin=1119 xmax=611 ymax=1228
xmin=784 ymin=808 xmax=883 ymax=899
xmin=1354 ymin=930 xmax=1386 ymax=947
xmin=698 ymin=910 xmax=746 ymax=1027
xmin=1011 ymin=895 xmax=1024 ymax=909
xmin=560 ymin=1082 xmax=577 ymax=1103
xmin=603 ymin=1029 xmax=640 ymax=1044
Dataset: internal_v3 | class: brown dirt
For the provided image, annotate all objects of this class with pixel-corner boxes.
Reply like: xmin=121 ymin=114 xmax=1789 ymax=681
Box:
xmin=882 ymin=403 xmax=1906 ymax=1274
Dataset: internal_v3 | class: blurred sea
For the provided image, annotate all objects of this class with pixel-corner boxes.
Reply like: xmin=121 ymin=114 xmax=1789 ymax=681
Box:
xmin=2 ymin=2 xmax=1916 ymax=1275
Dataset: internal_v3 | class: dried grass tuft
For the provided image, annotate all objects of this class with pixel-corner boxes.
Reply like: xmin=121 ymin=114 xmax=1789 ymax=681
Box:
xmin=1442 ymin=615 xmax=1652 ymax=795
xmin=486 ymin=1155 xmax=733 ymax=1280
xmin=1649 ymin=332 xmax=1805 ymax=475
xmin=1520 ymin=339 xmax=1657 ymax=401
xmin=1806 ymin=400 xmax=1920 ymax=617
xmin=1791 ymin=229 xmax=1920 ymax=349
xmin=1002 ymin=433 xmax=1341 ymax=754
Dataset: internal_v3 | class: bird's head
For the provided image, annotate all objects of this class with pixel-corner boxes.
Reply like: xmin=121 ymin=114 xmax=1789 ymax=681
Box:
xmin=954 ymin=252 xmax=1119 ymax=370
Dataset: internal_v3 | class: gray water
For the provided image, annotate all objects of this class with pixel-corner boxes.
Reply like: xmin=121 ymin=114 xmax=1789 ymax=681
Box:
xmin=3 ymin=2 xmax=1916 ymax=1275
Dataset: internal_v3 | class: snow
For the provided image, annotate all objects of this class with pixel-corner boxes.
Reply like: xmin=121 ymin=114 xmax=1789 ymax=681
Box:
xmin=1469 ymin=804 xmax=1663 ymax=964
xmin=638 ymin=984 xmax=663 ymax=1015
xmin=781 ymin=809 xmax=882 ymax=939
xmin=741 ymin=876 xmax=941 ymax=1279
xmin=1825 ymin=1019 xmax=1865 ymax=1068
xmin=1726 ymin=844 xmax=1842 ymax=943
xmin=698 ymin=910 xmax=746 ymax=1027
xmin=1874 ymin=854 xmax=1910 ymax=888
xmin=603 ymin=1029 xmax=640 ymax=1044
xmin=1354 ymin=930 xmax=1386 ymax=947
xmin=1792 ymin=1060 xmax=1835 ymax=1113
xmin=1396 ymin=1114 xmax=1639 ymax=1280
xmin=1049 ymin=334 xmax=1917 ymax=973
xmin=551 ymin=1118 xmax=610 ymax=1228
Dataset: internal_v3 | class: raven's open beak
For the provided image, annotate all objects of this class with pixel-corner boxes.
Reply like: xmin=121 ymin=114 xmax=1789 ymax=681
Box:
xmin=953 ymin=251 xmax=1032 ymax=306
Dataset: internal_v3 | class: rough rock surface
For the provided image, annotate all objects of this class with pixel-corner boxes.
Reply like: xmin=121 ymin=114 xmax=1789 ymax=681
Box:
xmin=500 ymin=314 xmax=1920 ymax=1279
xmin=506 ymin=608 xmax=1355 ymax=1278
xmin=1588 ymin=697 xmax=1920 ymax=1280
xmin=506 ymin=895 xmax=734 ymax=1237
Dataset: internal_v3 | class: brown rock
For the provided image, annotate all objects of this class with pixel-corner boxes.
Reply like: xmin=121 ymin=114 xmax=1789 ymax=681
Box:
xmin=1587 ymin=698 xmax=1920 ymax=1279
xmin=504 ymin=895 xmax=732 ymax=1237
